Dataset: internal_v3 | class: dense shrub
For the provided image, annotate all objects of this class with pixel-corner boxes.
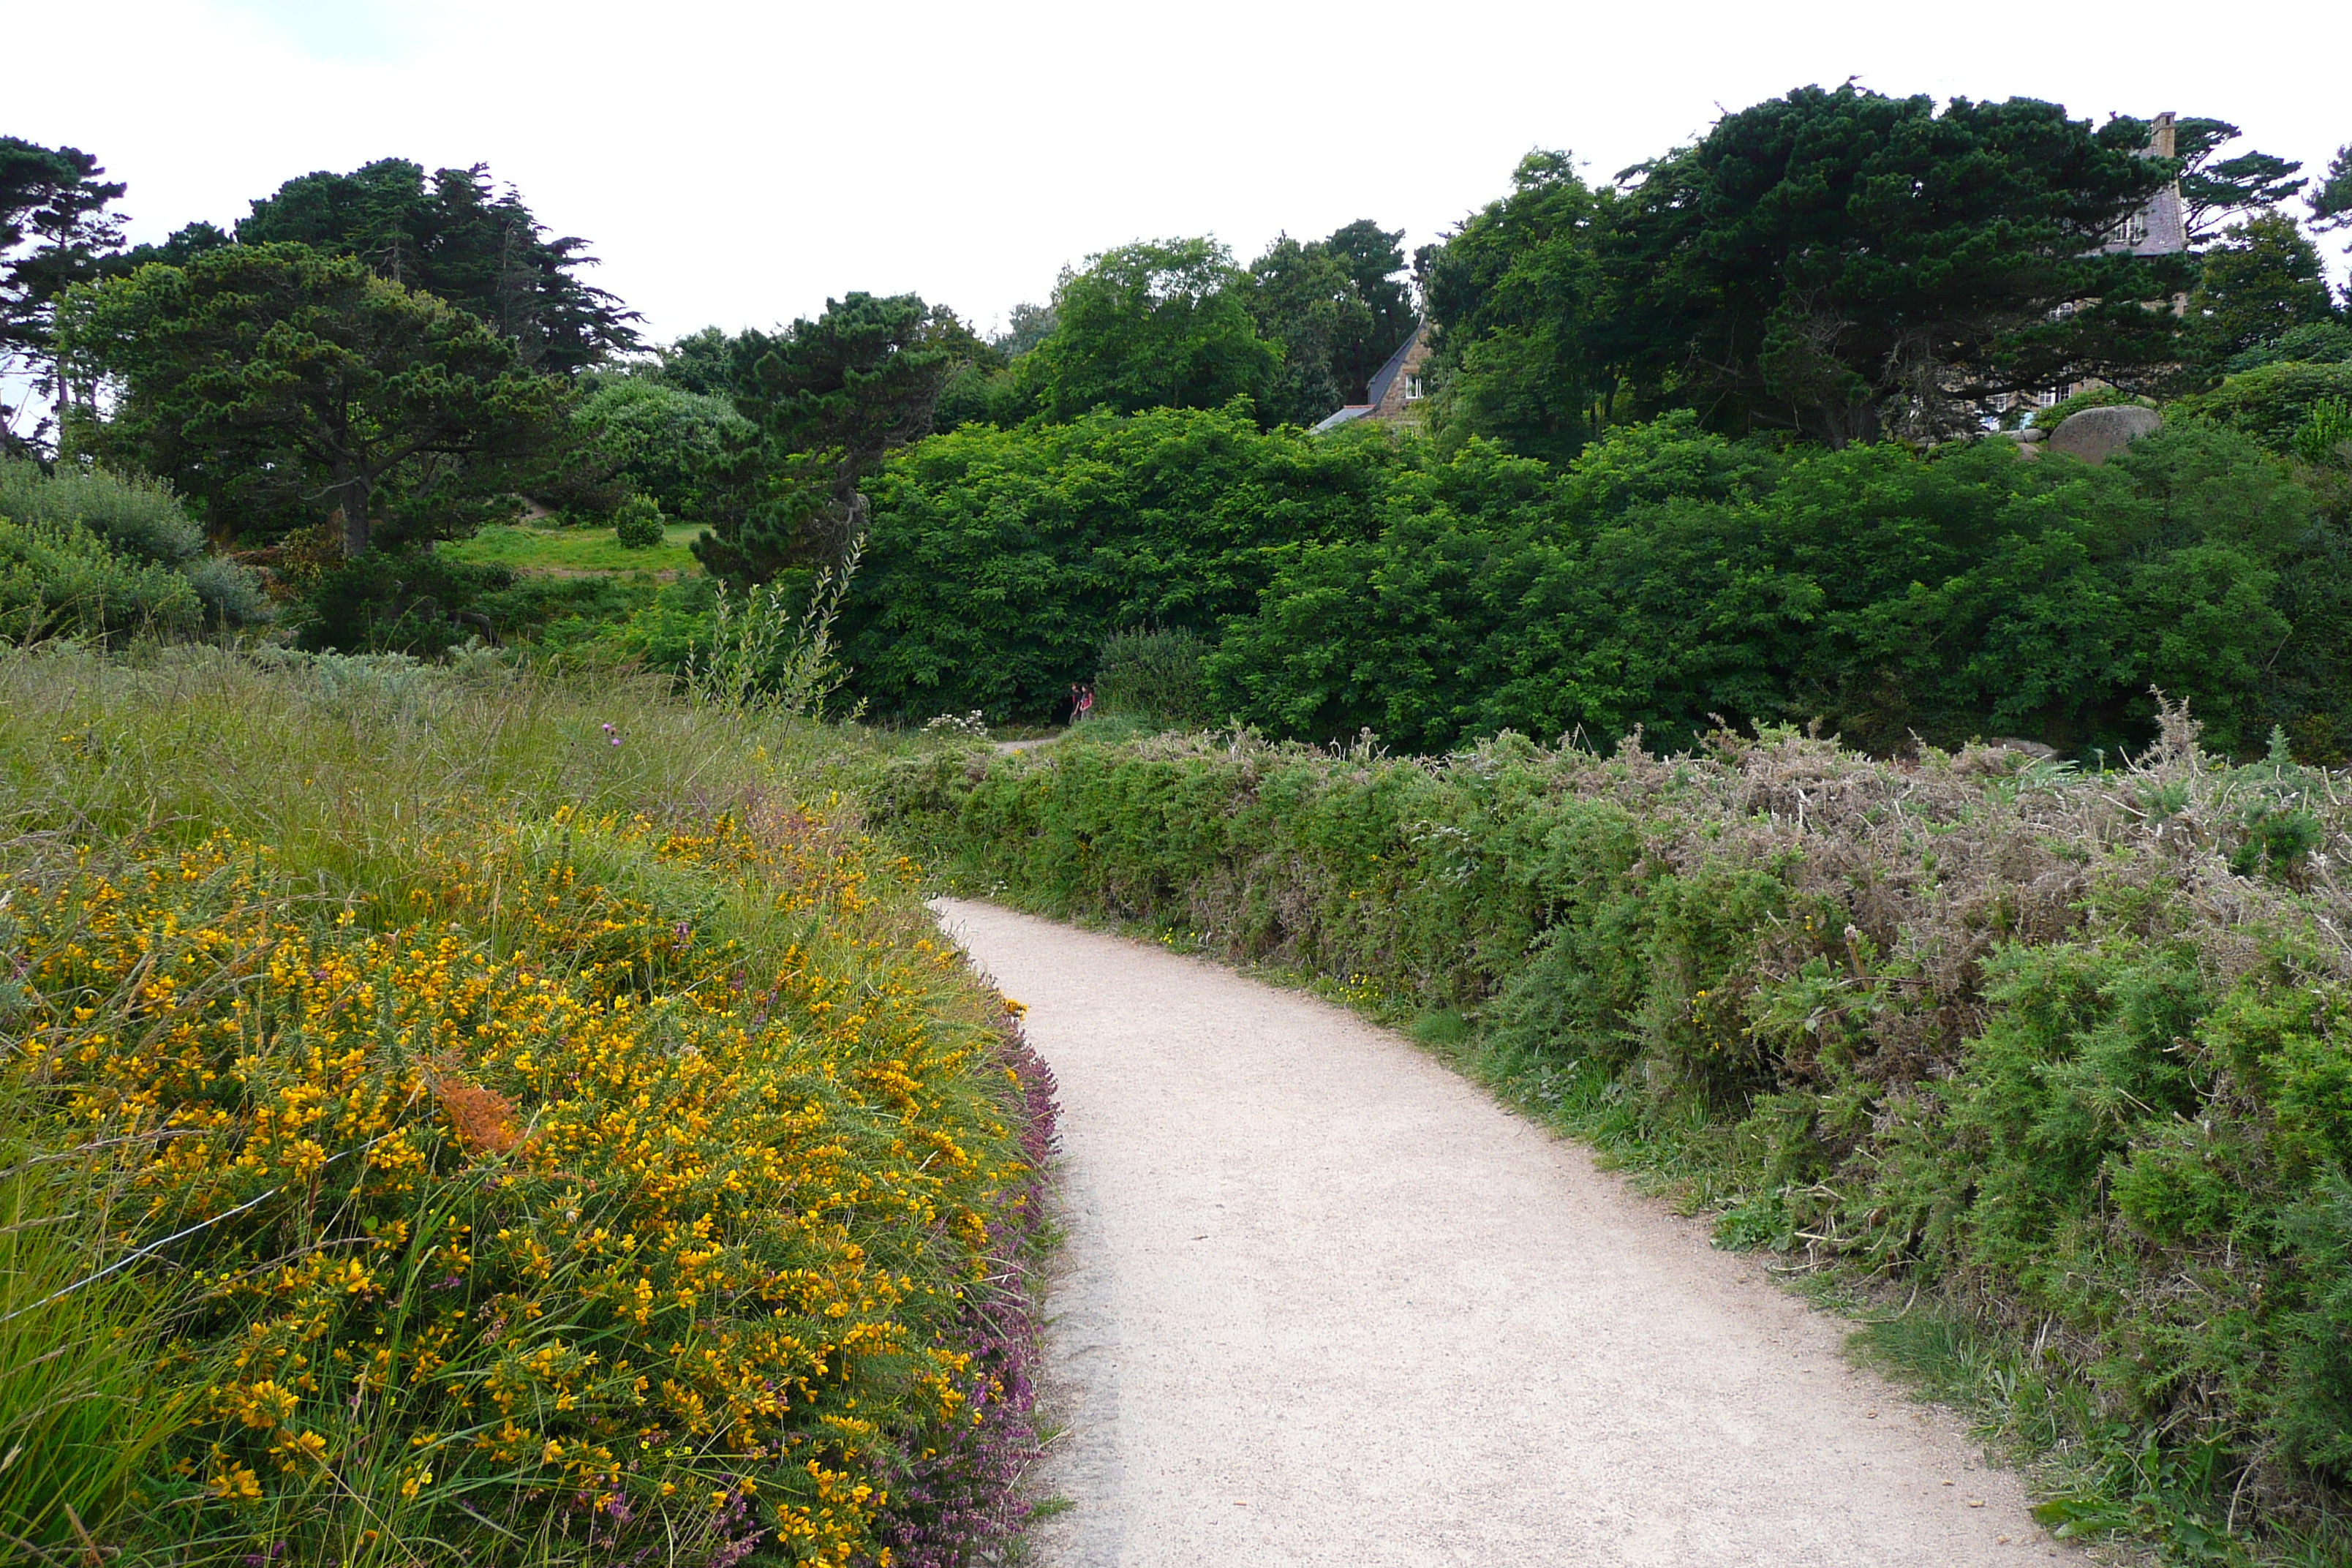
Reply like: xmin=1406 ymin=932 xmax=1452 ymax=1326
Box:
xmin=297 ymin=547 xmax=519 ymax=655
xmin=0 ymin=517 xmax=202 ymax=641
xmin=840 ymin=404 xmax=1406 ymax=720
xmin=0 ymin=459 xmax=271 ymax=627
xmin=1092 ymin=626 xmax=1208 ymax=725
xmin=612 ymin=491 xmax=666 ymax=548
xmin=2172 ymin=360 xmax=2352 ymax=455
xmin=877 ymin=712 xmax=2352 ymax=1555
xmin=849 ymin=407 xmax=2340 ymax=760
xmin=573 ymin=378 xmax=753 ymax=524
xmin=1209 ymin=420 xmax=2340 ymax=759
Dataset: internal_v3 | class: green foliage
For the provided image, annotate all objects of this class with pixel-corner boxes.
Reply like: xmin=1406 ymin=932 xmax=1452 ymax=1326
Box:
xmin=1420 ymin=150 xmax=1612 ymax=463
xmin=687 ymin=538 xmax=862 ymax=720
xmin=295 ymin=546 xmax=516 ymax=655
xmin=1011 ymin=238 xmax=1281 ymax=422
xmin=60 ymin=244 xmax=568 ymax=558
xmin=571 ymin=375 xmax=754 ymax=524
xmin=1 ymin=136 xmax=126 ymax=456
xmin=0 ymin=516 xmax=201 ymax=642
xmin=611 ymin=491 xmax=665 ymax=549
xmin=0 ymin=1120 xmax=184 ymax=1555
xmin=229 ymin=157 xmax=638 ymax=372
xmin=2186 ymin=212 xmax=2340 ymax=377
xmin=0 ymin=456 xmax=200 ymax=562
xmin=2229 ymin=320 xmax=2352 ymax=374
xmin=1092 ymin=626 xmax=1208 ymax=726
xmin=1243 ymin=222 xmax=1416 ymax=426
xmin=876 ymin=710 xmax=2352 ymax=1556
xmin=1208 ymin=419 xmax=2327 ymax=758
xmin=2172 ymin=360 xmax=2352 ymax=455
xmin=2292 ymin=397 xmax=2352 ymax=469
xmin=1469 ymin=87 xmax=2195 ymax=449
xmin=693 ymin=293 xmax=956 ymax=582
xmin=2027 ymin=385 xmax=2152 ymax=429
xmin=840 ymin=403 xmax=1403 ymax=720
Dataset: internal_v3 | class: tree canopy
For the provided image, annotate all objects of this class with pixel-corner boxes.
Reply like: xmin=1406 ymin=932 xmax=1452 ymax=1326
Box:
xmin=61 ymin=243 xmax=565 ymax=556
xmin=690 ymin=292 xmax=960 ymax=581
xmin=1605 ymin=86 xmax=2189 ymax=445
xmin=216 ymin=158 xmax=641 ymax=372
xmin=1013 ymin=238 xmax=1281 ymax=421
xmin=1 ymin=137 xmax=126 ymax=454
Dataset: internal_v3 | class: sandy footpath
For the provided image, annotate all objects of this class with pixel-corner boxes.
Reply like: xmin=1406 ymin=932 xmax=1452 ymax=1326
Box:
xmin=930 ymin=898 xmax=2079 ymax=1567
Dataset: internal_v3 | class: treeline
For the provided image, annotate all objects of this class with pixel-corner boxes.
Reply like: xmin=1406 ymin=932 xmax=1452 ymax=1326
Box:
xmin=6 ymin=87 xmax=2352 ymax=758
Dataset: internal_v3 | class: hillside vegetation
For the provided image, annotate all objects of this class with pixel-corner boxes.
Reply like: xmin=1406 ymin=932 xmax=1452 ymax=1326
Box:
xmin=0 ymin=648 xmax=1055 ymax=1567
xmin=881 ymin=715 xmax=2352 ymax=1561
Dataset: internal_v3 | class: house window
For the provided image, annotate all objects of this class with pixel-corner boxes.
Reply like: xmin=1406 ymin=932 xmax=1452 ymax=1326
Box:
xmin=1403 ymin=375 xmax=1423 ymax=402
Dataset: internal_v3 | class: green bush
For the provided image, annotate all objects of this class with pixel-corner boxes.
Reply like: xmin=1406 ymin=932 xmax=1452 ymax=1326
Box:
xmin=2172 ymin=360 xmax=2352 ymax=455
xmin=1093 ymin=625 xmax=1209 ymax=725
xmin=875 ymin=709 xmax=2352 ymax=1556
xmin=0 ymin=457 xmax=203 ymax=563
xmin=612 ymin=491 xmax=666 ymax=548
xmin=0 ymin=518 xmax=203 ymax=641
xmin=2028 ymin=385 xmax=2153 ymax=429
xmin=297 ymin=547 xmax=516 ymax=655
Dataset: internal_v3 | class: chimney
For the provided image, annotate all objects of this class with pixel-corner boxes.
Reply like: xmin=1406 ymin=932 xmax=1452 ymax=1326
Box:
xmin=2152 ymin=110 xmax=2176 ymax=159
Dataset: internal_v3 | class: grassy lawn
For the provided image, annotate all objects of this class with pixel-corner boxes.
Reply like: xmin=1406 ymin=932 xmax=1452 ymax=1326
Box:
xmin=442 ymin=520 xmax=705 ymax=576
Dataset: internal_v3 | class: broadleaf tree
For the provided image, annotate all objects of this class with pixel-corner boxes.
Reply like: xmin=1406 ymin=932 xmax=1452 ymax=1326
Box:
xmin=1011 ymin=238 xmax=1281 ymax=421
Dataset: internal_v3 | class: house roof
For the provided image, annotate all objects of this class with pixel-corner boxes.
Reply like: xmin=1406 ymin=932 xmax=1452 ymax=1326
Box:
xmin=1308 ymin=404 xmax=1373 ymax=434
xmin=1365 ymin=319 xmax=1426 ymax=409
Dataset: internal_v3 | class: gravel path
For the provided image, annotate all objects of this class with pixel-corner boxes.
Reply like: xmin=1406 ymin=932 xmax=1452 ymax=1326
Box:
xmin=931 ymin=899 xmax=2078 ymax=1567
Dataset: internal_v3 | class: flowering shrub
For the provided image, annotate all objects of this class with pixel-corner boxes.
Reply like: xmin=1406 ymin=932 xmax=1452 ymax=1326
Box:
xmin=10 ymin=800 xmax=1052 ymax=1566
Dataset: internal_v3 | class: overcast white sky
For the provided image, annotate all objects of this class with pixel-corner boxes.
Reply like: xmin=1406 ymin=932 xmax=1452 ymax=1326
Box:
xmin=7 ymin=0 xmax=2348 ymax=344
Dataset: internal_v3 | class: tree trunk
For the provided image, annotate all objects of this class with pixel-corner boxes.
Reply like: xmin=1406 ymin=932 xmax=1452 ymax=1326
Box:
xmin=334 ymin=472 xmax=372 ymax=557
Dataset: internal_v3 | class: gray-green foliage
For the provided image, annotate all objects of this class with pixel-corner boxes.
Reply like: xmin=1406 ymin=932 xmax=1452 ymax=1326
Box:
xmin=878 ymin=706 xmax=2352 ymax=1556
xmin=0 ymin=459 xmax=201 ymax=562
xmin=0 ymin=460 xmax=271 ymax=627
xmin=0 ymin=517 xmax=201 ymax=641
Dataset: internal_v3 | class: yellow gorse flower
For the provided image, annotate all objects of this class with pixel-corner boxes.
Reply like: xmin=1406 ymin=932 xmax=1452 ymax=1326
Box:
xmin=8 ymin=804 xmax=1041 ymax=1563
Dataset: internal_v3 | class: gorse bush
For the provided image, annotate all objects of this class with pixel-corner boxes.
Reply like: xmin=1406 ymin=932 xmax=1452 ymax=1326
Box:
xmin=878 ymin=711 xmax=2352 ymax=1558
xmin=0 ymin=649 xmax=1057 ymax=1567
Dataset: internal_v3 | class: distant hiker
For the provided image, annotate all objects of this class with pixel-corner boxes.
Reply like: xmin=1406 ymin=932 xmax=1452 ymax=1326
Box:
xmin=1075 ymin=685 xmax=1096 ymax=723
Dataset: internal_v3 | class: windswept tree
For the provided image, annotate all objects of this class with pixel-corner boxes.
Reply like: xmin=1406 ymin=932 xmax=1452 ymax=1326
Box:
xmin=1 ymin=137 xmax=126 ymax=455
xmin=692 ymin=292 xmax=957 ymax=582
xmin=1605 ymin=85 xmax=2191 ymax=445
xmin=60 ymin=243 xmax=565 ymax=557
xmin=2187 ymin=212 xmax=2340 ymax=374
xmin=2152 ymin=116 xmax=2308 ymax=243
xmin=2313 ymin=141 xmax=2352 ymax=250
xmin=1013 ymin=238 xmax=1280 ymax=421
xmin=212 ymin=158 xmax=641 ymax=372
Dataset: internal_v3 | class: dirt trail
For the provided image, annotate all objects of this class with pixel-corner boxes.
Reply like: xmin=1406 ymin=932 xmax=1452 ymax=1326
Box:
xmin=931 ymin=899 xmax=2080 ymax=1568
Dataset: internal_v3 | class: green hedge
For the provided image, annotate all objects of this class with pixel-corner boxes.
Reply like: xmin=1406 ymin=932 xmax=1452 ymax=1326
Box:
xmin=876 ymin=717 xmax=2352 ymax=1557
